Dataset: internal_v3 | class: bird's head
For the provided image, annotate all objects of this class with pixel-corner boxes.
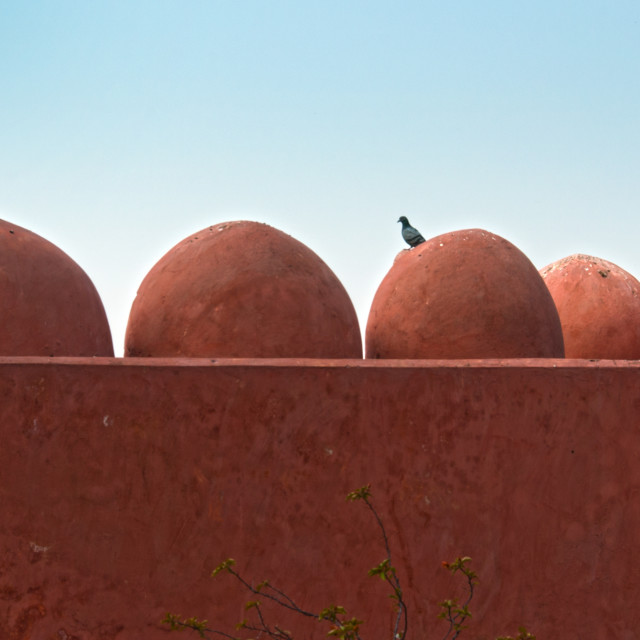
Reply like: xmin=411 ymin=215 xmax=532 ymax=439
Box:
xmin=397 ymin=216 xmax=409 ymax=225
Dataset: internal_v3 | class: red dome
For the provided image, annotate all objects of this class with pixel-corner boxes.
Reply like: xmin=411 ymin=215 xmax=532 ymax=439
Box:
xmin=125 ymin=221 xmax=362 ymax=358
xmin=540 ymin=254 xmax=640 ymax=359
xmin=0 ymin=219 xmax=113 ymax=356
xmin=366 ymin=228 xmax=564 ymax=359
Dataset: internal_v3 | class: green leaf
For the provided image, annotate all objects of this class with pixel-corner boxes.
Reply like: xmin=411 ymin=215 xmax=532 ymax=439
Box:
xmin=211 ymin=558 xmax=236 ymax=577
xmin=161 ymin=613 xmax=182 ymax=630
xmin=346 ymin=485 xmax=372 ymax=502
xmin=368 ymin=558 xmax=392 ymax=579
xmin=184 ymin=617 xmax=208 ymax=638
xmin=319 ymin=605 xmax=347 ymax=621
xmin=256 ymin=580 xmax=269 ymax=592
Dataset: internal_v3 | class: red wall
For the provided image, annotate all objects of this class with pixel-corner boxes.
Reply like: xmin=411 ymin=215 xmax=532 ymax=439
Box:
xmin=1 ymin=357 xmax=639 ymax=639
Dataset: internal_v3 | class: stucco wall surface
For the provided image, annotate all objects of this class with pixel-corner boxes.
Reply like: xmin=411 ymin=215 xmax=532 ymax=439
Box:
xmin=1 ymin=358 xmax=639 ymax=639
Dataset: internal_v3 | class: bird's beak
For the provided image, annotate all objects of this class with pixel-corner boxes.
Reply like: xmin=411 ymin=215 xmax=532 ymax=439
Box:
xmin=397 ymin=218 xmax=401 ymax=223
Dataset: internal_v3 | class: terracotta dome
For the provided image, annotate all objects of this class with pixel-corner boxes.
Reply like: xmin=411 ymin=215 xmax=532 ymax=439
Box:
xmin=540 ymin=254 xmax=640 ymax=359
xmin=125 ymin=221 xmax=362 ymax=358
xmin=0 ymin=219 xmax=113 ymax=356
xmin=366 ymin=228 xmax=564 ymax=359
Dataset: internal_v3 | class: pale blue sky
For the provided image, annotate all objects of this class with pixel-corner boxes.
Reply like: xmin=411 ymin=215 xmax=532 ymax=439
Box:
xmin=1 ymin=1 xmax=639 ymax=355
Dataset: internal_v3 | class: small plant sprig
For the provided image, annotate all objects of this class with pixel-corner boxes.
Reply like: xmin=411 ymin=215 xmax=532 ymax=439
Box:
xmin=438 ymin=557 xmax=477 ymax=639
xmin=437 ymin=557 xmax=535 ymax=640
xmin=163 ymin=486 xmax=534 ymax=640
xmin=496 ymin=628 xmax=536 ymax=640
xmin=164 ymin=552 xmax=365 ymax=640
xmin=347 ymin=485 xmax=407 ymax=640
xmin=164 ymin=486 xmax=398 ymax=640
xmin=162 ymin=613 xmax=213 ymax=638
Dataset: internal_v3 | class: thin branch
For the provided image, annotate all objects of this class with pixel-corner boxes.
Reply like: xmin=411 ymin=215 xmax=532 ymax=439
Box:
xmin=228 ymin=568 xmax=317 ymax=619
xmin=361 ymin=495 xmax=408 ymax=640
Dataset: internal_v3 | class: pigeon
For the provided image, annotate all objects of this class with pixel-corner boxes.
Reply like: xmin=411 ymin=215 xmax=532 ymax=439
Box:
xmin=398 ymin=216 xmax=425 ymax=247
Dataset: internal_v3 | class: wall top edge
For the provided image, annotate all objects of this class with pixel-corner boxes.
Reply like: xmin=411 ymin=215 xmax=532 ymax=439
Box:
xmin=0 ymin=356 xmax=638 ymax=370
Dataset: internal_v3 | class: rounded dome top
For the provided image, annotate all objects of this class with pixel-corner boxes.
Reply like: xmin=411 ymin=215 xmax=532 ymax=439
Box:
xmin=125 ymin=221 xmax=362 ymax=358
xmin=0 ymin=219 xmax=113 ymax=356
xmin=540 ymin=254 xmax=640 ymax=359
xmin=366 ymin=228 xmax=564 ymax=359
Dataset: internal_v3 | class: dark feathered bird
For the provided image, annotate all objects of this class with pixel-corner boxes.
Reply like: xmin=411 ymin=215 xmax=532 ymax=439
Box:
xmin=398 ymin=216 xmax=425 ymax=247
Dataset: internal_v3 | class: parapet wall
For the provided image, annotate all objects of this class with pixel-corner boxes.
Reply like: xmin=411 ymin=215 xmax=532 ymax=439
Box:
xmin=2 ymin=358 xmax=639 ymax=639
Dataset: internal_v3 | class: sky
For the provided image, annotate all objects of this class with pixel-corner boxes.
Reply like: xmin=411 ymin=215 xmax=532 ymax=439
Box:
xmin=1 ymin=1 xmax=639 ymax=356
